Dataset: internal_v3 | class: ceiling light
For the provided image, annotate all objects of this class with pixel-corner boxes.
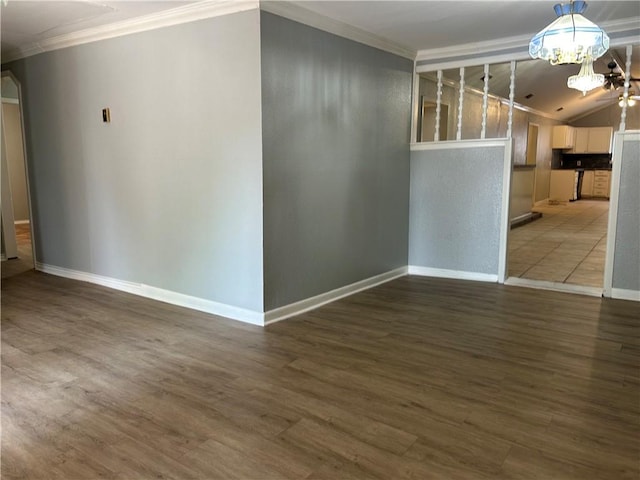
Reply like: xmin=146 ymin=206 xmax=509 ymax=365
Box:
xmin=529 ymin=1 xmax=609 ymax=65
xmin=619 ymin=95 xmax=637 ymax=107
xmin=567 ymin=55 xmax=604 ymax=94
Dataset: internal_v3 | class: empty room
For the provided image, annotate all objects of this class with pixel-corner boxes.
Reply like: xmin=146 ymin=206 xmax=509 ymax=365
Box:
xmin=2 ymin=1 xmax=639 ymax=479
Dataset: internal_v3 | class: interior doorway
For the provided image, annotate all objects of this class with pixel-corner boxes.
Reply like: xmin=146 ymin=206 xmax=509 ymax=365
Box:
xmin=1 ymin=72 xmax=35 ymax=278
xmin=505 ymin=124 xmax=613 ymax=296
xmin=418 ymin=97 xmax=448 ymax=142
xmin=507 ymin=199 xmax=609 ymax=294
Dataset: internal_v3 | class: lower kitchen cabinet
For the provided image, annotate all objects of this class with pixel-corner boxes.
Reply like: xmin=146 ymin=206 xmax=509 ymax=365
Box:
xmin=592 ymin=170 xmax=611 ymax=198
xmin=579 ymin=170 xmax=610 ymax=199
xmin=581 ymin=170 xmax=594 ymax=196
xmin=550 ymin=170 xmax=577 ymax=202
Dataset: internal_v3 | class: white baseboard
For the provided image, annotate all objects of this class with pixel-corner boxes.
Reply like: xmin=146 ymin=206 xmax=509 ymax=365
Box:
xmin=505 ymin=277 xmax=602 ymax=297
xmin=408 ymin=266 xmax=498 ymax=283
xmin=611 ymin=288 xmax=640 ymax=302
xmin=14 ymin=220 xmax=30 ymax=225
xmin=264 ymin=267 xmax=408 ymax=325
xmin=34 ymin=262 xmax=264 ymax=326
xmin=1 ymin=253 xmax=6 ymax=262
xmin=34 ymin=263 xmax=411 ymax=326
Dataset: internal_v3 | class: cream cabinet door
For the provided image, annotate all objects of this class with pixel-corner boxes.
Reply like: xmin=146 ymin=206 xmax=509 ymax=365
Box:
xmin=581 ymin=170 xmax=594 ymax=196
xmin=572 ymin=128 xmax=589 ymax=153
xmin=587 ymin=127 xmax=613 ymax=153
xmin=550 ymin=170 xmax=576 ymax=202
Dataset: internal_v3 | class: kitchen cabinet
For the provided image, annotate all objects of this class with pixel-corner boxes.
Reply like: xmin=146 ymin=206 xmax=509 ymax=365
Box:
xmin=550 ymin=170 xmax=577 ymax=202
xmin=581 ymin=170 xmax=594 ymax=196
xmin=592 ymin=170 xmax=611 ymax=198
xmin=572 ymin=128 xmax=589 ymax=153
xmin=552 ymin=125 xmax=575 ymax=149
xmin=570 ymin=127 xmax=613 ymax=153
xmin=587 ymin=127 xmax=613 ymax=153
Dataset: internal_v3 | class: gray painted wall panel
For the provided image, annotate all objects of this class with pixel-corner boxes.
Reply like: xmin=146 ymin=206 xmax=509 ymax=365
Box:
xmin=612 ymin=139 xmax=640 ymax=292
xmin=5 ymin=11 xmax=264 ymax=311
xmin=260 ymin=12 xmax=412 ymax=310
xmin=409 ymin=146 xmax=505 ymax=274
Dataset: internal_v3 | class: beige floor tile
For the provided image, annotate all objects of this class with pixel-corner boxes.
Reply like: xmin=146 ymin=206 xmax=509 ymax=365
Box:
xmin=509 ymin=200 xmax=608 ymax=287
xmin=508 ymin=262 xmax=532 ymax=277
xmin=566 ymin=272 xmax=603 ymax=288
xmin=522 ymin=265 xmax=575 ymax=283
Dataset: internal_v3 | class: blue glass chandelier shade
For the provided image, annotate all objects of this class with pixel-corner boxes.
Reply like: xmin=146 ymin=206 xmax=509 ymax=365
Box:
xmin=529 ymin=1 xmax=609 ymax=65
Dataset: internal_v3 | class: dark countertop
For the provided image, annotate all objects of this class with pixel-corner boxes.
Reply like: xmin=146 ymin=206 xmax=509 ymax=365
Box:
xmin=555 ymin=167 xmax=612 ymax=171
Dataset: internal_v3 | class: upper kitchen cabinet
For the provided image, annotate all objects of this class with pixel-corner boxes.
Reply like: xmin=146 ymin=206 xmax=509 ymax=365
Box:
xmin=571 ymin=127 xmax=613 ymax=153
xmin=552 ymin=125 xmax=575 ymax=149
xmin=552 ymin=126 xmax=613 ymax=153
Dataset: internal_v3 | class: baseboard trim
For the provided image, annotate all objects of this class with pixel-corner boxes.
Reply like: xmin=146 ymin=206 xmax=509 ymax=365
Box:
xmin=505 ymin=277 xmax=603 ymax=297
xmin=264 ymin=267 xmax=408 ymax=325
xmin=611 ymin=288 xmax=640 ymax=302
xmin=408 ymin=266 xmax=498 ymax=283
xmin=1 ymin=254 xmax=6 ymax=261
xmin=34 ymin=262 xmax=264 ymax=326
xmin=14 ymin=220 xmax=30 ymax=225
xmin=534 ymin=198 xmax=550 ymax=207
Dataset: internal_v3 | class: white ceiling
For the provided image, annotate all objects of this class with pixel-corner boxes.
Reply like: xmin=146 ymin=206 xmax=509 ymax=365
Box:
xmin=289 ymin=1 xmax=640 ymax=53
xmin=1 ymin=0 xmax=639 ymax=120
xmin=0 ymin=1 xmax=197 ymax=58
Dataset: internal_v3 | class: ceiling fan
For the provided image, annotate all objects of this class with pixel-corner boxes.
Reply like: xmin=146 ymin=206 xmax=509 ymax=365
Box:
xmin=602 ymin=61 xmax=640 ymax=90
xmin=595 ymin=89 xmax=640 ymax=106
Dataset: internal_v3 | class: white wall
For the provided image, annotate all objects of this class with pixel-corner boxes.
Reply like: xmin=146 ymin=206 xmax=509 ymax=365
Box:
xmin=2 ymin=101 xmax=30 ymax=222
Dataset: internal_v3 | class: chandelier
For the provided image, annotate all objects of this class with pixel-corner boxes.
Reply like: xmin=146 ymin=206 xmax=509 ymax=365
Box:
xmin=567 ymin=55 xmax=605 ymax=94
xmin=529 ymin=1 xmax=609 ymax=65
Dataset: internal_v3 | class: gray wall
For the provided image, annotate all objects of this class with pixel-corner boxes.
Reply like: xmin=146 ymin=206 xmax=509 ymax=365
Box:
xmin=5 ymin=11 xmax=265 ymax=311
xmin=260 ymin=12 xmax=413 ymax=310
xmin=612 ymin=138 xmax=640 ymax=293
xmin=409 ymin=146 xmax=505 ymax=275
xmin=1 ymin=76 xmax=19 ymax=100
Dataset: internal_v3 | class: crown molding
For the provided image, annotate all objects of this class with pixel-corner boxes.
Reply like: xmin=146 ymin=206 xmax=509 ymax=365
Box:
xmin=260 ymin=1 xmax=416 ymax=60
xmin=416 ymin=33 xmax=531 ymax=64
xmin=415 ymin=16 xmax=640 ymax=66
xmin=2 ymin=0 xmax=259 ymax=63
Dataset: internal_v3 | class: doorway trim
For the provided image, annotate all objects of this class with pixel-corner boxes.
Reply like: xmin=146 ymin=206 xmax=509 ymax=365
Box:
xmin=603 ymin=131 xmax=640 ymax=301
xmin=1 ymin=70 xmax=37 ymax=267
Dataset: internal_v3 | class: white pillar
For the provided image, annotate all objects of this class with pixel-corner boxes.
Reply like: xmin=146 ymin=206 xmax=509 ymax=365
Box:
xmin=456 ymin=67 xmax=465 ymax=141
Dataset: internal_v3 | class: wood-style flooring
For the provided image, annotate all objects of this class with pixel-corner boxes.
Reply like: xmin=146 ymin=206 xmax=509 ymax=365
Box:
xmin=2 ymin=271 xmax=639 ymax=479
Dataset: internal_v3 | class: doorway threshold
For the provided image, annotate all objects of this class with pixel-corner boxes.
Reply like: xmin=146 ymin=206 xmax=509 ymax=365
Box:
xmin=505 ymin=277 xmax=603 ymax=297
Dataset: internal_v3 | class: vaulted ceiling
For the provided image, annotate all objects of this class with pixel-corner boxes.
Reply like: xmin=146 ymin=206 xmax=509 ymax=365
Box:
xmin=1 ymin=0 xmax=639 ymax=121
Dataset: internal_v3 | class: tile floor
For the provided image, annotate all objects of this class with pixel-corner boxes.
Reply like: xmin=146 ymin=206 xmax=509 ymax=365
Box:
xmin=508 ymin=199 xmax=609 ymax=288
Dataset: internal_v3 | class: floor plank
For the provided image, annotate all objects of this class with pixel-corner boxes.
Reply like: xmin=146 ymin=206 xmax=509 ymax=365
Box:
xmin=2 ymin=271 xmax=639 ymax=479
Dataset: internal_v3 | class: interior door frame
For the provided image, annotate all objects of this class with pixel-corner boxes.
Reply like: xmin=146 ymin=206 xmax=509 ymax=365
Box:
xmin=603 ymin=131 xmax=639 ymax=300
xmin=1 ymin=70 xmax=37 ymax=267
xmin=1 ymin=108 xmax=18 ymax=259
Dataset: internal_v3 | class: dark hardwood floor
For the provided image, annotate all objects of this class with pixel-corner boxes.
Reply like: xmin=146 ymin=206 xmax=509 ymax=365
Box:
xmin=1 ymin=271 xmax=639 ymax=479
